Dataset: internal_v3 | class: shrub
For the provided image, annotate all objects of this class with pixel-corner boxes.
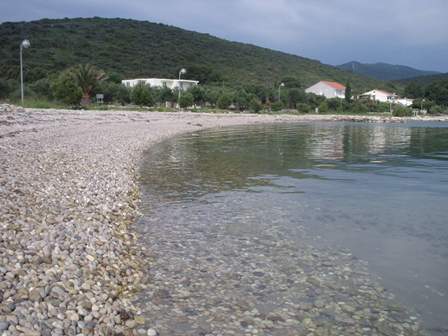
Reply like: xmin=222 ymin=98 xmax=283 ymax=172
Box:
xmin=297 ymin=103 xmax=312 ymax=113
xmin=318 ymin=101 xmax=329 ymax=113
xmin=131 ymin=83 xmax=154 ymax=106
xmin=392 ymin=104 xmax=413 ymax=117
xmin=179 ymin=92 xmax=194 ymax=109
xmin=52 ymin=70 xmax=83 ymax=105
xmin=217 ymin=93 xmax=232 ymax=109
xmin=429 ymin=105 xmax=447 ymax=115
xmin=271 ymin=101 xmax=284 ymax=112
xmin=249 ymin=97 xmax=262 ymax=113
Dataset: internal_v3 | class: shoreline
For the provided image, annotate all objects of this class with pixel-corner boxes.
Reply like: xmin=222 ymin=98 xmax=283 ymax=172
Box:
xmin=0 ymin=107 xmax=439 ymax=334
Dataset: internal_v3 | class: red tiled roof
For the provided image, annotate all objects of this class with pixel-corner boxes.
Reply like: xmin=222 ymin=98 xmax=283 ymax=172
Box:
xmin=321 ymin=81 xmax=346 ymax=90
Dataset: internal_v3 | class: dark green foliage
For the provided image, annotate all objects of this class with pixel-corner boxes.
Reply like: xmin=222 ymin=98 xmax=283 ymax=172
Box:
xmin=183 ymin=65 xmax=222 ymax=84
xmin=345 ymin=82 xmax=352 ymax=103
xmin=426 ymin=80 xmax=448 ymax=107
xmin=392 ymin=105 xmax=413 ymax=117
xmin=72 ymin=64 xmax=106 ymax=104
xmin=429 ymin=105 xmax=448 ymax=115
xmin=0 ymin=78 xmax=13 ymax=99
xmin=29 ymin=78 xmax=53 ymax=99
xmin=52 ymin=70 xmax=83 ymax=105
xmin=217 ymin=93 xmax=233 ymax=109
xmin=190 ymin=86 xmax=206 ymax=106
xmin=158 ymin=86 xmax=176 ymax=103
xmin=338 ymin=61 xmax=439 ymax=81
xmin=297 ymin=103 xmax=312 ymax=113
xmin=271 ymin=101 xmax=284 ymax=112
xmin=0 ymin=18 xmax=379 ymax=89
xmin=179 ymin=92 xmax=194 ymax=109
xmin=248 ymin=97 xmax=263 ymax=113
xmin=131 ymin=82 xmax=154 ymax=106
xmin=287 ymin=88 xmax=305 ymax=108
xmin=404 ymin=82 xmax=424 ymax=98
xmin=318 ymin=101 xmax=329 ymax=113
xmin=234 ymin=90 xmax=249 ymax=111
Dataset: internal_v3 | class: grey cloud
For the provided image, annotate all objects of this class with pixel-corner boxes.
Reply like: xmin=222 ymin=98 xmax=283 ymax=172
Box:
xmin=1 ymin=0 xmax=447 ymax=71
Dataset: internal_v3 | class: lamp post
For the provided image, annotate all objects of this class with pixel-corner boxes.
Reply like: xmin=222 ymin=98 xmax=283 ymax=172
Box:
xmin=178 ymin=68 xmax=187 ymax=103
xmin=278 ymin=82 xmax=285 ymax=102
xmin=20 ymin=39 xmax=31 ymax=105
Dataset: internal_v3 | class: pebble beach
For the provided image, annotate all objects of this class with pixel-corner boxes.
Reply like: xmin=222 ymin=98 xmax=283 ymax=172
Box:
xmin=1 ymin=105 xmax=447 ymax=335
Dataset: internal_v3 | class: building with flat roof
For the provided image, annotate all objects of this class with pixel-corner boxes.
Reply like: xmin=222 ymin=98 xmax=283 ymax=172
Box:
xmin=122 ymin=78 xmax=199 ymax=91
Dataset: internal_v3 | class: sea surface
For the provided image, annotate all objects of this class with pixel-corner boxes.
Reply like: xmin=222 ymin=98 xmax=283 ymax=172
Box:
xmin=138 ymin=122 xmax=448 ymax=335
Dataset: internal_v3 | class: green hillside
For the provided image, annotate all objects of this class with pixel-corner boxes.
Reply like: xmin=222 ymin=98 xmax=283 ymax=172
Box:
xmin=396 ymin=73 xmax=448 ymax=86
xmin=338 ymin=61 xmax=439 ymax=81
xmin=0 ymin=17 xmax=380 ymax=90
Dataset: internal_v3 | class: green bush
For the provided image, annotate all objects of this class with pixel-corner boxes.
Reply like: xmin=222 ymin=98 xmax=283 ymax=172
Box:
xmin=249 ymin=97 xmax=262 ymax=113
xmin=271 ymin=101 xmax=284 ymax=112
xmin=318 ymin=101 xmax=329 ymax=113
xmin=179 ymin=92 xmax=194 ymax=109
xmin=392 ymin=105 xmax=413 ymax=117
xmin=429 ymin=105 xmax=447 ymax=115
xmin=297 ymin=103 xmax=312 ymax=113
xmin=52 ymin=70 xmax=83 ymax=105
xmin=217 ymin=93 xmax=232 ymax=109
xmin=131 ymin=83 xmax=154 ymax=106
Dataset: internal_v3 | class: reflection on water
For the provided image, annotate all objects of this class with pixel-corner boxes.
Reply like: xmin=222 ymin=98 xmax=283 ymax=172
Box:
xmin=139 ymin=122 xmax=448 ymax=335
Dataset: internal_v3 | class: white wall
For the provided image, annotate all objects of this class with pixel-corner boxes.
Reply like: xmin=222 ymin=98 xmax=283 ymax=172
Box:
xmin=121 ymin=78 xmax=199 ymax=90
xmin=305 ymin=82 xmax=345 ymax=99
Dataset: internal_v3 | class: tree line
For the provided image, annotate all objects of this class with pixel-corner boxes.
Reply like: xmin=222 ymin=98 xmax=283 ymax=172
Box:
xmin=1 ymin=63 xmax=446 ymax=116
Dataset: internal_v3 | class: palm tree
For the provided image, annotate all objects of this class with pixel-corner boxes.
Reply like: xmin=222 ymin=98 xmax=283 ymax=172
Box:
xmin=72 ymin=64 xmax=106 ymax=105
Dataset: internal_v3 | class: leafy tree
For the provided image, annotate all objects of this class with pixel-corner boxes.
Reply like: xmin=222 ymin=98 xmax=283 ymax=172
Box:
xmin=271 ymin=101 xmax=284 ymax=112
xmin=345 ymin=82 xmax=352 ymax=103
xmin=287 ymin=88 xmax=305 ymax=108
xmin=0 ymin=79 xmax=12 ymax=99
xmin=116 ymin=85 xmax=131 ymax=105
xmin=280 ymin=77 xmax=302 ymax=88
xmin=72 ymin=64 xmax=106 ymax=105
xmin=318 ymin=101 xmax=329 ymax=113
xmin=159 ymin=86 xmax=175 ymax=104
xmin=297 ymin=103 xmax=312 ymax=113
xmin=204 ymin=87 xmax=220 ymax=106
xmin=248 ymin=96 xmax=262 ymax=113
xmin=425 ymin=80 xmax=448 ymax=106
xmin=404 ymin=82 xmax=424 ymax=98
xmin=183 ymin=65 xmax=223 ymax=84
xmin=131 ymin=82 xmax=154 ymax=106
xmin=52 ymin=70 xmax=83 ymax=105
xmin=190 ymin=86 xmax=206 ymax=106
xmin=392 ymin=105 xmax=413 ymax=117
xmin=217 ymin=93 xmax=232 ymax=109
xmin=30 ymin=78 xmax=53 ymax=99
xmin=235 ymin=89 xmax=249 ymax=111
xmin=179 ymin=92 xmax=194 ymax=109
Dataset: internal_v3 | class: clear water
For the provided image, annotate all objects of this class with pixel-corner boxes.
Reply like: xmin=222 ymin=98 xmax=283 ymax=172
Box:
xmin=138 ymin=122 xmax=448 ymax=335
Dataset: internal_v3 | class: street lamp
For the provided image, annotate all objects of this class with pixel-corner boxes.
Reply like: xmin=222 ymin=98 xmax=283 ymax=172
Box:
xmin=278 ymin=82 xmax=285 ymax=102
xmin=178 ymin=68 xmax=187 ymax=102
xmin=20 ymin=39 xmax=31 ymax=105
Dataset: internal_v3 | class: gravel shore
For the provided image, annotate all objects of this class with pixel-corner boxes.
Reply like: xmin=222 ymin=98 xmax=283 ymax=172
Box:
xmin=1 ymin=106 xmax=444 ymax=335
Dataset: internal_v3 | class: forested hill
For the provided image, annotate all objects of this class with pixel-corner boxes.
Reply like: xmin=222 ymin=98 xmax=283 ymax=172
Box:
xmin=0 ymin=17 xmax=379 ymax=89
xmin=337 ymin=61 xmax=439 ymax=81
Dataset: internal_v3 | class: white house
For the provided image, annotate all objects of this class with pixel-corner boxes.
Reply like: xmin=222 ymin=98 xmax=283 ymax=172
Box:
xmin=305 ymin=81 xmax=346 ymax=99
xmin=121 ymin=78 xmax=199 ymax=91
xmin=360 ymin=89 xmax=414 ymax=107
xmin=359 ymin=89 xmax=397 ymax=103
xmin=395 ymin=98 xmax=414 ymax=107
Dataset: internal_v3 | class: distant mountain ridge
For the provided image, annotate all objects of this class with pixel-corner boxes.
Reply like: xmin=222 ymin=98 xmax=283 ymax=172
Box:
xmin=337 ymin=61 xmax=440 ymax=81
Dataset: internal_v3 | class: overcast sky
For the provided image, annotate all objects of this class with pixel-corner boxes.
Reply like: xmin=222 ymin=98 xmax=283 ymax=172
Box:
xmin=1 ymin=0 xmax=447 ymax=72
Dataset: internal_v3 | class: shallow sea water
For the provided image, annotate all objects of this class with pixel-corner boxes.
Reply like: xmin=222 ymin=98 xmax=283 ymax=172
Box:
xmin=137 ymin=122 xmax=448 ymax=336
